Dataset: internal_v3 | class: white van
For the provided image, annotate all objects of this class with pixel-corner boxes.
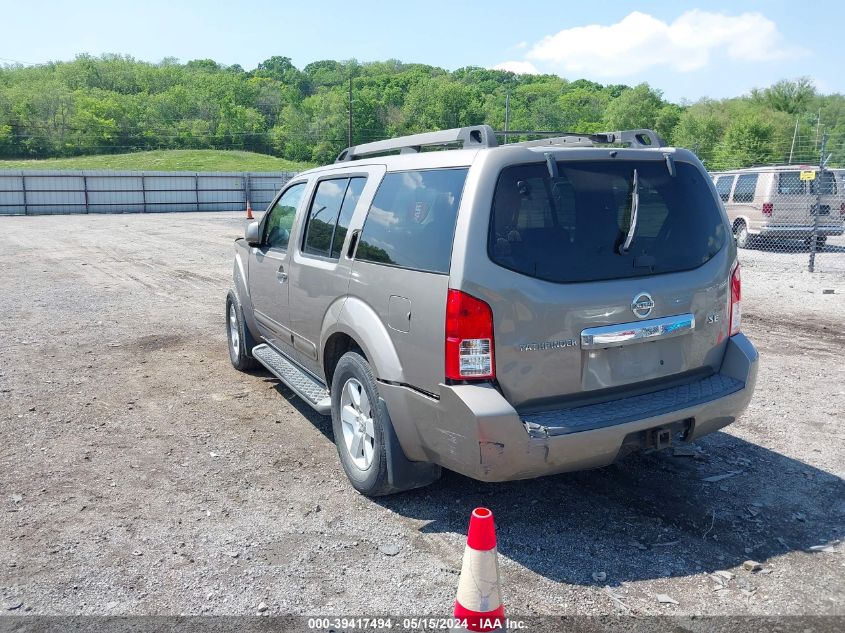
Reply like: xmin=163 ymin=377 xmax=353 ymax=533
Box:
xmin=711 ymin=166 xmax=844 ymax=248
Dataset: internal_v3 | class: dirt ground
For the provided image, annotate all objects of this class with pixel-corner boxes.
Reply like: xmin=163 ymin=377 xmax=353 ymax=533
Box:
xmin=1 ymin=212 xmax=843 ymax=620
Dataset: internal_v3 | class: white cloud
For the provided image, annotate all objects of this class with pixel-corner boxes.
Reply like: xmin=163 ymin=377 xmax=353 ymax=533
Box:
xmin=498 ymin=10 xmax=802 ymax=78
xmin=492 ymin=60 xmax=539 ymax=75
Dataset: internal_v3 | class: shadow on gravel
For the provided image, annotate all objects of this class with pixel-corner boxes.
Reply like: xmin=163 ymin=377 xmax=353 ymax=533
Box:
xmin=267 ymin=378 xmax=334 ymax=438
xmin=374 ymin=431 xmax=844 ymax=586
xmin=258 ymin=369 xmax=844 ymax=586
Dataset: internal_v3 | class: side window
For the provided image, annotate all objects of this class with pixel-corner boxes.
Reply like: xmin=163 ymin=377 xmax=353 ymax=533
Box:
xmin=356 ymin=169 xmax=469 ymax=274
xmin=778 ymin=171 xmax=805 ymax=195
xmin=715 ymin=175 xmax=735 ymax=202
xmin=331 ymin=178 xmax=366 ymax=258
xmin=301 ymin=177 xmax=368 ymax=259
xmin=302 ymin=178 xmax=349 ymax=257
xmin=732 ymin=174 xmax=758 ymax=203
xmin=264 ymin=183 xmax=306 ymax=249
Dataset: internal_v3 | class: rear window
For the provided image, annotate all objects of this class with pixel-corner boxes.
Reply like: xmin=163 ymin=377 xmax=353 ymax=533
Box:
xmin=810 ymin=172 xmax=837 ymax=195
xmin=488 ymin=160 xmax=727 ymax=284
xmin=356 ymin=168 xmax=468 ymax=274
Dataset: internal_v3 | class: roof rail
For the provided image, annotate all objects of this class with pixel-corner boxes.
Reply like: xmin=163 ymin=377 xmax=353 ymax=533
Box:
xmin=502 ymin=128 xmax=665 ymax=150
xmin=335 ymin=125 xmax=498 ymax=162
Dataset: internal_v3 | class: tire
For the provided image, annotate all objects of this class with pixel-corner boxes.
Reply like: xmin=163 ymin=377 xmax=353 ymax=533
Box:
xmin=226 ymin=290 xmax=257 ymax=371
xmin=734 ymin=221 xmax=752 ymax=249
xmin=330 ymin=351 xmax=394 ymax=496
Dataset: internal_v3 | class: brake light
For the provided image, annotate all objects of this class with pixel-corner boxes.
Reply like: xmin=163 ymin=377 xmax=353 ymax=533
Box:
xmin=729 ymin=263 xmax=741 ymax=337
xmin=445 ymin=289 xmax=495 ymax=380
xmin=762 ymin=202 xmax=773 ymax=217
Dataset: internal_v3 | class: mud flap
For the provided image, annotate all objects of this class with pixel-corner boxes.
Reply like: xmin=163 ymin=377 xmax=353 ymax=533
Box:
xmin=379 ymin=397 xmax=442 ymax=492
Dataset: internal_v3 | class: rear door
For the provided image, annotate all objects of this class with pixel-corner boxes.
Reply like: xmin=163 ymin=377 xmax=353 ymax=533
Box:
xmin=810 ymin=170 xmax=844 ymax=228
xmin=773 ymin=170 xmax=813 ymax=229
xmin=248 ymin=181 xmax=307 ymax=351
xmin=479 ymin=157 xmax=732 ymax=410
xmin=287 ymin=168 xmax=381 ymax=376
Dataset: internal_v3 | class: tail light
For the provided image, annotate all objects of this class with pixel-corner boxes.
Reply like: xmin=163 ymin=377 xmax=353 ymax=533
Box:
xmin=729 ymin=263 xmax=741 ymax=337
xmin=840 ymin=202 xmax=845 ymax=217
xmin=445 ymin=289 xmax=495 ymax=380
xmin=762 ymin=202 xmax=773 ymax=217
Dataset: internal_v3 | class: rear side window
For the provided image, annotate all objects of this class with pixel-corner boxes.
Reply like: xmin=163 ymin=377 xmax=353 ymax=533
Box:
xmin=331 ymin=178 xmax=366 ymax=258
xmin=778 ymin=171 xmax=805 ymax=195
xmin=733 ymin=174 xmax=758 ymax=203
xmin=715 ymin=175 xmax=734 ymax=202
xmin=488 ymin=160 xmax=727 ymax=284
xmin=302 ymin=177 xmax=366 ymax=259
xmin=356 ymin=169 xmax=468 ymax=274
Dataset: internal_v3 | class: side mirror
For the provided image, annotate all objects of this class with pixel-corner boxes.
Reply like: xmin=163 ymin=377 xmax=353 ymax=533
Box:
xmin=245 ymin=221 xmax=261 ymax=246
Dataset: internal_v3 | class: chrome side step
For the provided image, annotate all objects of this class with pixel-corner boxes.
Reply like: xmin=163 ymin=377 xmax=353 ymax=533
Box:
xmin=252 ymin=344 xmax=331 ymax=415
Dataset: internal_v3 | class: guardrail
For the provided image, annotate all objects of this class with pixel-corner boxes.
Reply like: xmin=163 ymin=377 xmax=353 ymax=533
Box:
xmin=0 ymin=170 xmax=297 ymax=215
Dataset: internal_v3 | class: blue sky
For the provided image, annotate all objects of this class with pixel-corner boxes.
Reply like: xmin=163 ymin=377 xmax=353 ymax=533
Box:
xmin=1 ymin=0 xmax=842 ymax=102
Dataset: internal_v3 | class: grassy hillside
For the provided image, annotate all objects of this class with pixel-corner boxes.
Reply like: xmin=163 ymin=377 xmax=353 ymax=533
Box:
xmin=0 ymin=150 xmax=313 ymax=172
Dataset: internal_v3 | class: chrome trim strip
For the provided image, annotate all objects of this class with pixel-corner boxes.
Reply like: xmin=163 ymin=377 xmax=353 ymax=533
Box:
xmin=581 ymin=313 xmax=695 ymax=350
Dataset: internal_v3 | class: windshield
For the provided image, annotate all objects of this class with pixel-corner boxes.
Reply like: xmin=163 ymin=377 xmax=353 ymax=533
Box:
xmin=488 ymin=160 xmax=727 ymax=283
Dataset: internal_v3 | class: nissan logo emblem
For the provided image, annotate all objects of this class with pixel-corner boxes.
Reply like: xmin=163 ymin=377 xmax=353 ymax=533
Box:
xmin=631 ymin=292 xmax=655 ymax=319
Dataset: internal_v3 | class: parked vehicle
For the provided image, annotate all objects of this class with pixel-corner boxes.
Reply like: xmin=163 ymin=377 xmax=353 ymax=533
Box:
xmin=711 ymin=166 xmax=845 ymax=249
xmin=227 ymin=125 xmax=758 ymax=496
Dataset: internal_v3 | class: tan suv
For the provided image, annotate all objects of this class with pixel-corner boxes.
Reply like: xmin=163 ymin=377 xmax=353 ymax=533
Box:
xmin=712 ymin=166 xmax=845 ymax=248
xmin=227 ymin=125 xmax=758 ymax=496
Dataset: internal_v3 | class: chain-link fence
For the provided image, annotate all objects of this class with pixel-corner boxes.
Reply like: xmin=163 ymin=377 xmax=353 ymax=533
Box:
xmin=708 ymin=135 xmax=844 ymax=275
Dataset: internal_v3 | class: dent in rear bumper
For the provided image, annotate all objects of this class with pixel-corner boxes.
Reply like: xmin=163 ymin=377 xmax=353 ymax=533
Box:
xmin=380 ymin=334 xmax=758 ymax=482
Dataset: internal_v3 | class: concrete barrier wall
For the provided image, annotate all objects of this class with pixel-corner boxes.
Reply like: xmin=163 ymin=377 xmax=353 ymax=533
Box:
xmin=0 ymin=170 xmax=297 ymax=216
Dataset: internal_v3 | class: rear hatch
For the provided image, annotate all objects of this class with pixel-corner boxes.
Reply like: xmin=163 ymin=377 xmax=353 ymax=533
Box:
xmin=774 ymin=170 xmax=844 ymax=227
xmin=480 ymin=156 xmax=732 ymax=410
xmin=811 ymin=170 xmax=845 ymax=227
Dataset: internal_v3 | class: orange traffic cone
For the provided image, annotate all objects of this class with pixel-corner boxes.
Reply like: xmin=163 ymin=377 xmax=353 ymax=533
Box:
xmin=246 ymin=199 xmax=254 ymax=220
xmin=453 ymin=508 xmax=505 ymax=632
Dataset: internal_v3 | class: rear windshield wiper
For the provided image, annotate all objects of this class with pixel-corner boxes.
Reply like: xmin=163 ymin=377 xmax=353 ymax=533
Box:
xmin=618 ymin=168 xmax=639 ymax=254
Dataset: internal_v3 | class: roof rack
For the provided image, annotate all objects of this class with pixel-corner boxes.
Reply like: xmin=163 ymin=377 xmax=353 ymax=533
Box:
xmin=334 ymin=126 xmax=664 ymax=163
xmin=500 ymin=129 xmax=664 ymax=149
xmin=335 ymin=125 xmax=498 ymax=162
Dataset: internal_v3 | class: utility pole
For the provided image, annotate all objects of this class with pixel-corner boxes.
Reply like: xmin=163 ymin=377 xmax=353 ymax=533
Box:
xmin=347 ymin=76 xmax=353 ymax=147
xmin=788 ymin=116 xmax=799 ymax=164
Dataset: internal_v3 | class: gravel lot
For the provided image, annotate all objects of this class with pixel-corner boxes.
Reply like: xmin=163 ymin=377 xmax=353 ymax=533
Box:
xmin=1 ymin=212 xmax=843 ymax=620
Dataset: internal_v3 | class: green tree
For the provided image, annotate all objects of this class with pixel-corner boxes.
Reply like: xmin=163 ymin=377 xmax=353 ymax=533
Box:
xmin=602 ymin=83 xmax=665 ymax=132
xmin=711 ymin=114 xmax=778 ymax=170
xmin=752 ymin=77 xmax=815 ymax=115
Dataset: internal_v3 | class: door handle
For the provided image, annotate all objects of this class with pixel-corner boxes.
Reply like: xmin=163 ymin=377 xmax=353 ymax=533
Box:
xmin=276 ymin=264 xmax=288 ymax=283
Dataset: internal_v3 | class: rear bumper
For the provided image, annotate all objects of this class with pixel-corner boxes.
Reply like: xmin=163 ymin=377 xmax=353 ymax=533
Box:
xmin=757 ymin=224 xmax=843 ymax=237
xmin=380 ymin=334 xmax=758 ymax=482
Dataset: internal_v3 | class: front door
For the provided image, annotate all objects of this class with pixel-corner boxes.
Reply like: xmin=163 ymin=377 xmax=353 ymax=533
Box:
xmin=249 ymin=182 xmax=307 ymax=351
